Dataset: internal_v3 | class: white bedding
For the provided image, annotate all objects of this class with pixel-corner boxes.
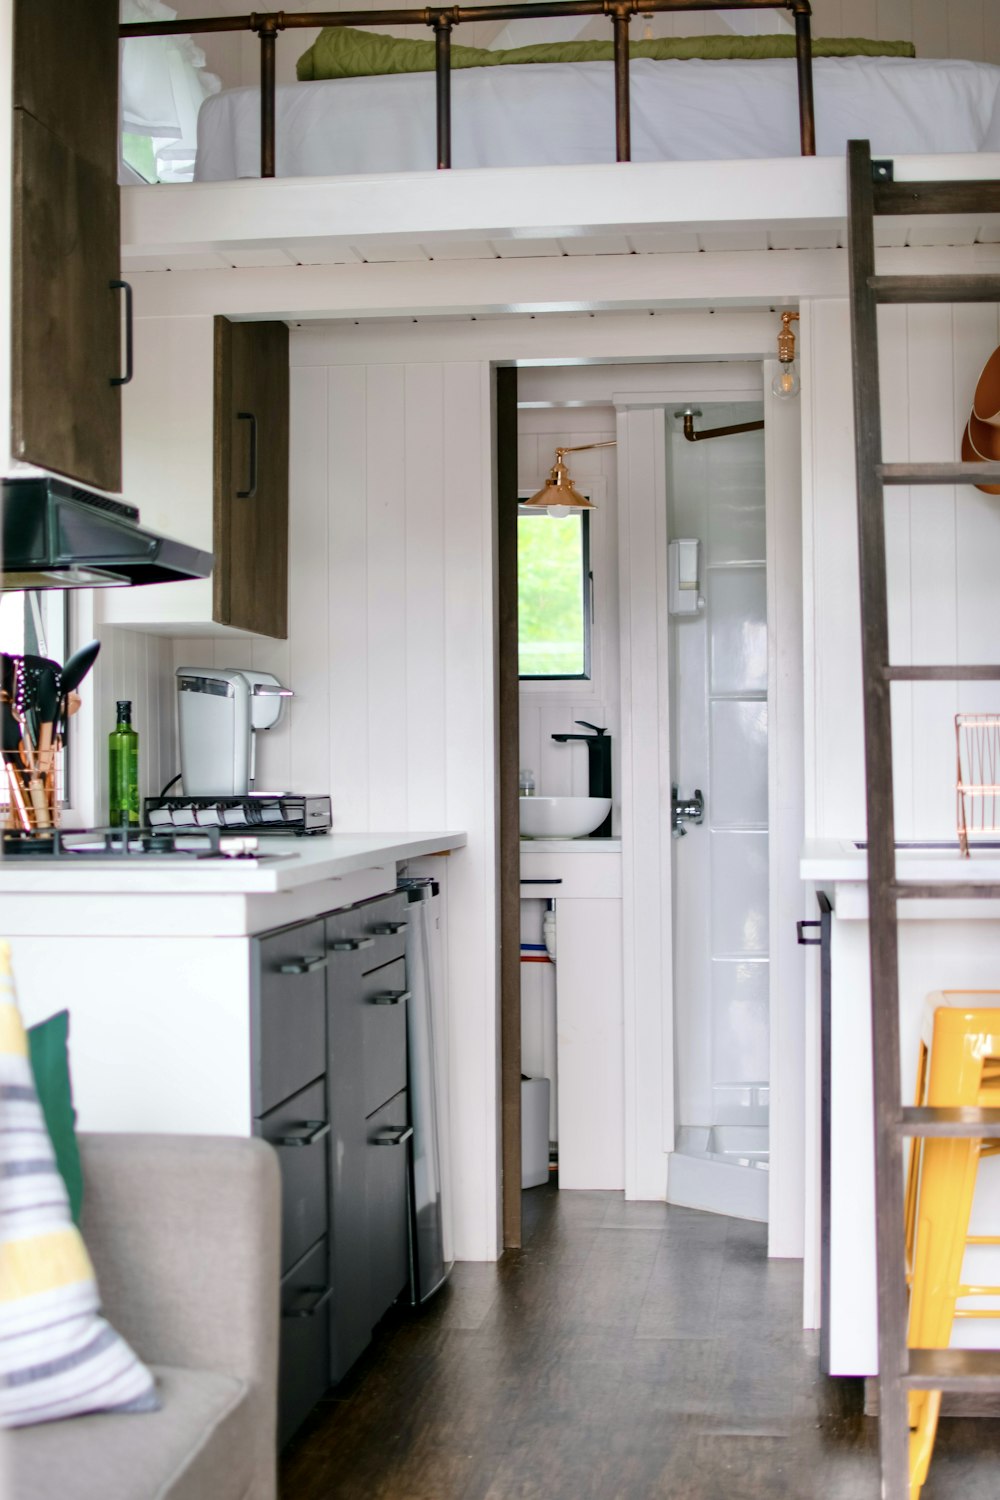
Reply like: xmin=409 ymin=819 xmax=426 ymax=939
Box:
xmin=194 ymin=56 xmax=1000 ymax=181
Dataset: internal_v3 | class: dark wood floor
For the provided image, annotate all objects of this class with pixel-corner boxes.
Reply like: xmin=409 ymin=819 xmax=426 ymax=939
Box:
xmin=280 ymin=1181 xmax=1000 ymax=1500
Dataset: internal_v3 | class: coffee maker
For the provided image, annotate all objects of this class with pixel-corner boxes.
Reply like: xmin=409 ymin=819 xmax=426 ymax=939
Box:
xmin=176 ymin=667 xmax=293 ymax=797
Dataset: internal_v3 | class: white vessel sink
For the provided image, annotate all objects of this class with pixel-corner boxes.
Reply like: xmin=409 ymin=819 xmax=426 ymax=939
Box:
xmin=519 ymin=796 xmax=612 ymax=839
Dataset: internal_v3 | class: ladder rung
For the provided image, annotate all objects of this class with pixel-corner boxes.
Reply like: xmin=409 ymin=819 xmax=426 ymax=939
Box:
xmin=873 ymin=179 xmax=1000 ymax=217
xmin=879 ymin=462 xmax=1000 ymax=485
xmin=893 ymin=883 xmax=1000 ymax=900
xmin=885 ymin=665 xmax=1000 ymax=681
xmin=904 ymin=1348 xmax=1000 ymax=1391
xmin=896 ymin=1106 xmax=1000 ymax=1138
xmin=869 ymin=274 xmax=1000 ymax=304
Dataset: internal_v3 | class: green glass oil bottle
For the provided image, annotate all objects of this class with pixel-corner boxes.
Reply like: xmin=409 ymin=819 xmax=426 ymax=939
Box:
xmin=109 ymin=700 xmax=140 ymax=827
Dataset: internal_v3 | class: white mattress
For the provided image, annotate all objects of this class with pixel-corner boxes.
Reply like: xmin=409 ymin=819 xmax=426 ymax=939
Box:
xmin=194 ymin=56 xmax=1000 ymax=181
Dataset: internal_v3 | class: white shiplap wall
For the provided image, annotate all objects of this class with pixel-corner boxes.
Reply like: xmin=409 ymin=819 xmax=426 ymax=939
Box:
xmin=176 ymin=343 xmax=501 ymax=1261
xmin=802 ymin=299 xmax=1000 ymax=842
xmin=91 ymin=627 xmax=178 ymax=822
xmin=518 ymin=406 xmax=621 ymax=819
xmin=811 ymin=0 xmax=1000 ymax=62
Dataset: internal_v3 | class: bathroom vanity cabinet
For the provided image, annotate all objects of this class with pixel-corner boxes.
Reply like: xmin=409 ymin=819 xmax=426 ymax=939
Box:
xmin=520 ymin=841 xmax=624 ymax=1191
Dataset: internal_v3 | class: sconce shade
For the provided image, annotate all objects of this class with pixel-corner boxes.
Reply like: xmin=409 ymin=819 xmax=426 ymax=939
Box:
xmin=523 ymin=454 xmax=596 ymax=512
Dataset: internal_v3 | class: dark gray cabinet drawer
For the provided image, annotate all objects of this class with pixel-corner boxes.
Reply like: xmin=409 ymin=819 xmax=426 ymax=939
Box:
xmin=279 ymin=1235 xmax=331 ymax=1446
xmin=366 ymin=1089 xmax=411 ymax=1326
xmin=258 ymin=1076 xmax=329 ymax=1275
xmin=359 ymin=891 xmax=410 ymax=970
xmin=362 ymin=957 xmax=408 ymax=1119
xmin=253 ymin=920 xmax=327 ymax=1114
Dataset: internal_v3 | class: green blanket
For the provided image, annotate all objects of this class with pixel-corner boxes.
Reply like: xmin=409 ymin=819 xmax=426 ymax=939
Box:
xmin=297 ymin=30 xmax=916 ymax=83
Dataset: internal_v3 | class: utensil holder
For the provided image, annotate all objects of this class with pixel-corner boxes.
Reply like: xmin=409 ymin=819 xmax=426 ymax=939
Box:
xmin=3 ymin=751 xmax=58 ymax=834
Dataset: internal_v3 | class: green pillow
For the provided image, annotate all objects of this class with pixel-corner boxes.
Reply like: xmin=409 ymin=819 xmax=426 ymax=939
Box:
xmin=27 ymin=1009 xmax=83 ymax=1224
xmin=297 ymin=30 xmax=916 ymax=82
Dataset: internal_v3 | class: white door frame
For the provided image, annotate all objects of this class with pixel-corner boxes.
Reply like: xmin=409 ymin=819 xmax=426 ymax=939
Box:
xmin=615 ymin=377 xmax=806 ymax=1259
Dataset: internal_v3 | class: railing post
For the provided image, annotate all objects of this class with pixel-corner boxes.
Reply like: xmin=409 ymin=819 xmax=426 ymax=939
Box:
xmin=255 ymin=12 xmax=282 ymax=178
xmin=431 ymin=11 xmax=455 ymax=169
xmin=610 ymin=0 xmax=632 ymax=163
xmin=791 ymin=0 xmax=816 ymax=157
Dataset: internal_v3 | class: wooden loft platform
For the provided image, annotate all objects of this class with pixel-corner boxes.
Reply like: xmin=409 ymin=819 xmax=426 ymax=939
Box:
xmin=120 ymin=153 xmax=1000 ymax=277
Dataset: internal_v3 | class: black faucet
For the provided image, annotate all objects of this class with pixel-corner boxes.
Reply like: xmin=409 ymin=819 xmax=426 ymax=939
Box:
xmin=550 ymin=721 xmax=612 ymax=838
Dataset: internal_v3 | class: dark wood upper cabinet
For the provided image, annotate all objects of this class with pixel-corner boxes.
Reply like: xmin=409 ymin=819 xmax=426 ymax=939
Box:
xmin=14 ymin=0 xmax=119 ymax=171
xmin=11 ymin=0 xmax=122 ymax=493
xmin=213 ymin=318 xmax=290 ymax=639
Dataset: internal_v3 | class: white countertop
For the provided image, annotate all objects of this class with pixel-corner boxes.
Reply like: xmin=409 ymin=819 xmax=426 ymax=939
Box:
xmin=801 ymin=837 xmax=1000 ymax=884
xmin=0 ymin=831 xmax=467 ymax=896
xmin=521 ymin=839 xmax=622 ymax=854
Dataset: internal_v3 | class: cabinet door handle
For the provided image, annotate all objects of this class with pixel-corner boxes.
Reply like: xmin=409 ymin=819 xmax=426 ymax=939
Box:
xmin=372 ymin=1125 xmax=413 ymax=1147
xmin=237 ymin=412 xmax=258 ymax=498
xmin=369 ymin=921 xmax=409 ymax=936
xmin=283 ymin=1284 xmax=333 ymax=1319
xmin=796 ymin=920 xmax=822 ymax=947
xmin=369 ymin=989 xmax=411 ymax=1006
xmin=330 ymin=937 xmax=375 ymax=952
xmin=278 ymin=954 xmax=328 ymax=975
xmin=109 ymin=279 xmax=133 ymax=387
xmin=277 ymin=1120 xmax=330 ymax=1148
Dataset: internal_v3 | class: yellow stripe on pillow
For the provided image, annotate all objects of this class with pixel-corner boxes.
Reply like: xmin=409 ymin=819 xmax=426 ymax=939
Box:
xmin=0 ymin=1001 xmax=29 ymax=1057
xmin=0 ymin=1228 xmax=96 ymax=1300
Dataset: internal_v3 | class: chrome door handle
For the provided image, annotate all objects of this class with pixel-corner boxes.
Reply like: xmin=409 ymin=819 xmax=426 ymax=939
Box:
xmin=671 ymin=785 xmax=704 ymax=837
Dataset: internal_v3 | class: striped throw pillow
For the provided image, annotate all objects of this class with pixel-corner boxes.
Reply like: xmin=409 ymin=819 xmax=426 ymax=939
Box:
xmin=0 ymin=941 xmax=159 ymax=1427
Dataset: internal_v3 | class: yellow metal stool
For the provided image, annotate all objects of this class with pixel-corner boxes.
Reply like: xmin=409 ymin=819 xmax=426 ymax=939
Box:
xmin=904 ymin=992 xmax=1000 ymax=1499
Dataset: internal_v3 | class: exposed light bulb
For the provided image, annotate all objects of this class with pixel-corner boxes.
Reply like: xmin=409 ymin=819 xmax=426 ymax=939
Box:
xmin=547 ymin=505 xmax=572 ymax=519
xmin=771 ymin=360 xmax=801 ymax=400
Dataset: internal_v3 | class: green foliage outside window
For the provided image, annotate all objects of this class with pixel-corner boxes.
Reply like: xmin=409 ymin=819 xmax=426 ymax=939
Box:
xmin=517 ymin=509 xmax=589 ymax=678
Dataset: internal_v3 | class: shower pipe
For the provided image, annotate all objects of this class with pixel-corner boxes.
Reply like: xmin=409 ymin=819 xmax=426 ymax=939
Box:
xmin=120 ymin=0 xmax=815 ymax=179
xmin=679 ymin=410 xmax=764 ymax=441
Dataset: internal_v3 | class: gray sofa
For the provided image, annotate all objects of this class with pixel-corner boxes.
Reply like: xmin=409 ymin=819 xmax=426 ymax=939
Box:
xmin=9 ymin=1134 xmax=281 ymax=1500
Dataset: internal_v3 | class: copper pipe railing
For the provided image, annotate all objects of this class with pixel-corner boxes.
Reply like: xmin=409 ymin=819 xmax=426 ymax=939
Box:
xmin=121 ymin=0 xmax=815 ymax=180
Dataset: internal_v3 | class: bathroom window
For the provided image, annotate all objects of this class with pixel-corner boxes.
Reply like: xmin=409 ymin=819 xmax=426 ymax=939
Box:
xmin=517 ymin=506 xmax=592 ymax=680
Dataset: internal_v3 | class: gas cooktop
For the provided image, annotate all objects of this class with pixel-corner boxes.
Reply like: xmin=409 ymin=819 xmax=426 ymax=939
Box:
xmin=1 ymin=826 xmax=292 ymax=863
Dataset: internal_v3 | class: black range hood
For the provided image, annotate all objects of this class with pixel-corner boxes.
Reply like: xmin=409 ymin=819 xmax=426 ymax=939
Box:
xmin=2 ymin=476 xmax=214 ymax=589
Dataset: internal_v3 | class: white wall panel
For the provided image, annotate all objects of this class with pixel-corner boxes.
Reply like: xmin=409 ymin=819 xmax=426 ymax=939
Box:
xmin=802 ymin=298 xmax=1000 ymax=843
xmin=812 ymin=0 xmax=993 ymax=58
xmin=93 ymin=627 xmax=177 ymax=821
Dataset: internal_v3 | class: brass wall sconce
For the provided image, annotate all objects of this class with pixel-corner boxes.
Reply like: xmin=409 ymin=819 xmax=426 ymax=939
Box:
xmin=772 ymin=310 xmax=801 ymax=400
xmin=523 ymin=440 xmax=617 ymax=516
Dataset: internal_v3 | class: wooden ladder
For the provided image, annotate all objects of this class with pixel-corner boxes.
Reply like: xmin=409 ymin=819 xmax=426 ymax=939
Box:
xmin=846 ymin=138 xmax=1000 ymax=1500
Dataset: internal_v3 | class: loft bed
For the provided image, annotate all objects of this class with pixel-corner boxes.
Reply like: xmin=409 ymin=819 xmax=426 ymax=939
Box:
xmin=122 ymin=0 xmax=821 ymax=179
xmin=117 ymin=1 xmax=1000 ymax=278
xmin=192 ymin=53 xmax=1000 ymax=182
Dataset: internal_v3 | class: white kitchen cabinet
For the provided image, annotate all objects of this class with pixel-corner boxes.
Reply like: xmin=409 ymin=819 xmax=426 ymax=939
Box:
xmin=520 ymin=844 xmax=624 ymax=1191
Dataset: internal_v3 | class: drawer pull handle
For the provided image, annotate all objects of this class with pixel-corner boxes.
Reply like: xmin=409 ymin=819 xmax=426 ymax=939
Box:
xmin=372 ymin=1125 xmax=413 ymax=1147
xmin=369 ymin=921 xmax=409 ymax=936
xmin=329 ymin=937 xmax=376 ymax=952
xmin=278 ymin=954 xmax=328 ymax=975
xmin=369 ymin=989 xmax=411 ymax=1007
xmin=283 ymin=1284 xmax=333 ymax=1320
xmin=277 ymin=1120 xmax=330 ymax=1148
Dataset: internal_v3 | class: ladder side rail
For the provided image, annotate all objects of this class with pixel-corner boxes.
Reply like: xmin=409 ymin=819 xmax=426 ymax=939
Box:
xmin=846 ymin=137 xmax=910 ymax=1500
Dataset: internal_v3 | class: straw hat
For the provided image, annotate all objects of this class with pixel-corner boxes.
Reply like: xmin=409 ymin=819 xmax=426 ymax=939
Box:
xmin=963 ymin=414 xmax=1000 ymax=494
xmin=973 ymin=346 xmax=1000 ymax=428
